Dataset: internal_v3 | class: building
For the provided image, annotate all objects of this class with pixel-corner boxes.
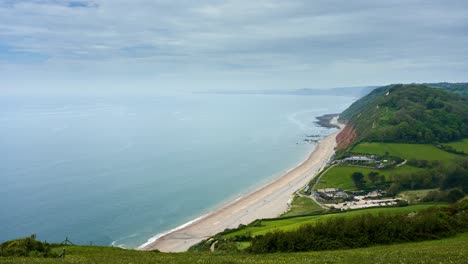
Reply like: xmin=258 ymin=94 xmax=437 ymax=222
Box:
xmin=343 ymin=156 xmax=374 ymax=162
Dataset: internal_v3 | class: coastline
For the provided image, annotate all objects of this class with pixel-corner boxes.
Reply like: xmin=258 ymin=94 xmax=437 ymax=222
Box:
xmin=140 ymin=117 xmax=344 ymax=252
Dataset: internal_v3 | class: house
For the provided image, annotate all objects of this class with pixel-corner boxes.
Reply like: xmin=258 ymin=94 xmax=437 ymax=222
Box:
xmin=343 ymin=156 xmax=374 ymax=162
xmin=334 ymin=191 xmax=348 ymax=198
xmin=317 ymin=188 xmax=337 ymax=193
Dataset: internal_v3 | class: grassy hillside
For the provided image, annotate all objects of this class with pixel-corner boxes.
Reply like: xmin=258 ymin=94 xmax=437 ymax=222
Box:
xmin=2 ymin=233 xmax=467 ymax=263
xmin=223 ymin=204 xmax=442 ymax=239
xmin=339 ymin=84 xmax=468 ymax=144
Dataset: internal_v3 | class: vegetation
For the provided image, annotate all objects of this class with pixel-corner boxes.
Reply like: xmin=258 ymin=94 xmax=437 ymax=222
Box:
xmin=397 ymin=189 xmax=437 ymax=203
xmin=0 ymin=235 xmax=57 ymax=258
xmin=331 ymin=142 xmax=468 ymax=197
xmin=2 ymin=234 xmax=468 ymax=263
xmin=282 ymin=196 xmax=323 ymax=217
xmin=248 ymin=200 xmax=468 ymax=253
xmin=339 ymin=84 xmax=468 ymax=144
xmin=443 ymin=138 xmax=468 ymax=154
xmin=316 ymin=165 xmax=422 ymax=191
xmin=351 ymin=172 xmax=365 ymax=189
xmin=352 ymin=142 xmax=458 ymax=161
xmin=222 ymin=204 xmax=443 ymax=239
xmin=426 ymin=82 xmax=468 ymax=98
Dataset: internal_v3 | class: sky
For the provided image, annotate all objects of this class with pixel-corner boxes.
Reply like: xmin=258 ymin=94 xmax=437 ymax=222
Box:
xmin=1 ymin=0 xmax=468 ymax=94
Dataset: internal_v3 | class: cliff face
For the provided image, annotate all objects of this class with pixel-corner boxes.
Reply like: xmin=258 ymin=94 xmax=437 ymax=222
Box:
xmin=335 ymin=123 xmax=356 ymax=151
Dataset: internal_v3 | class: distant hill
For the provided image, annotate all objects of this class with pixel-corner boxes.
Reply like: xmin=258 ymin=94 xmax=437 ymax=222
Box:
xmin=197 ymin=86 xmax=378 ymax=97
xmin=339 ymin=84 xmax=468 ymax=144
xmin=425 ymin=82 xmax=468 ymax=98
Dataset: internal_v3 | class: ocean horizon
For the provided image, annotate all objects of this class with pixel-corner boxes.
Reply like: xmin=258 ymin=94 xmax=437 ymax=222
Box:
xmin=0 ymin=93 xmax=355 ymax=248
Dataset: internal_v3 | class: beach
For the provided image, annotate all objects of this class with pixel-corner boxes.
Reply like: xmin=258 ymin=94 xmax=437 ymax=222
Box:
xmin=140 ymin=117 xmax=344 ymax=252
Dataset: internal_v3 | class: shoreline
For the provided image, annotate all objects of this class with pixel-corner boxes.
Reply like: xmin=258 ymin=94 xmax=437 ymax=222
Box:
xmin=140 ymin=117 xmax=344 ymax=252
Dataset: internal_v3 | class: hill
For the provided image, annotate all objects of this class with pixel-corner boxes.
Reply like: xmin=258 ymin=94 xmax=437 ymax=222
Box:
xmin=339 ymin=84 xmax=468 ymax=145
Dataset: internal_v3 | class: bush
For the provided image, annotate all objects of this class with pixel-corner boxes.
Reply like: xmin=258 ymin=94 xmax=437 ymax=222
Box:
xmin=248 ymin=204 xmax=468 ymax=253
xmin=0 ymin=235 xmax=57 ymax=258
xmin=448 ymin=189 xmax=465 ymax=203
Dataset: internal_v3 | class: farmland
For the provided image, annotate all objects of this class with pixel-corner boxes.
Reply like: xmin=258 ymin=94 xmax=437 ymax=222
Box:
xmin=443 ymin=138 xmax=468 ymax=153
xmin=315 ymin=165 xmax=422 ymax=191
xmin=351 ymin=142 xmax=457 ymax=160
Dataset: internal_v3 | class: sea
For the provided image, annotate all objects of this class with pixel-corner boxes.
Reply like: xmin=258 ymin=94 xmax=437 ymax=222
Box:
xmin=0 ymin=93 xmax=355 ymax=248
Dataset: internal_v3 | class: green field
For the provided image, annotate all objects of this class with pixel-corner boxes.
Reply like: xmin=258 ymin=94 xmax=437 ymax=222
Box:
xmin=443 ymin=138 xmax=468 ymax=153
xmin=352 ymin=142 xmax=457 ymax=160
xmin=224 ymin=203 xmax=443 ymax=239
xmin=282 ymin=196 xmax=323 ymax=217
xmin=3 ymin=232 xmax=467 ymax=264
xmin=316 ymin=165 xmax=422 ymax=191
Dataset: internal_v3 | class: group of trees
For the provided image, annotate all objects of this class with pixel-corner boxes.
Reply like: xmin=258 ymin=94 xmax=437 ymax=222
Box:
xmin=348 ymin=157 xmax=468 ymax=200
xmin=386 ymin=157 xmax=468 ymax=197
xmin=248 ymin=201 xmax=468 ymax=253
xmin=350 ymin=171 xmax=385 ymax=190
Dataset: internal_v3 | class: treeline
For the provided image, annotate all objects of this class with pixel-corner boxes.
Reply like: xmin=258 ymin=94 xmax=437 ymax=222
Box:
xmin=386 ymin=157 xmax=468 ymax=196
xmin=247 ymin=201 xmax=468 ymax=253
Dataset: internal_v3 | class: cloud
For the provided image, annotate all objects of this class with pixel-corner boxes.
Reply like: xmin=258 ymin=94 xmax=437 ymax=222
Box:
xmin=1 ymin=0 xmax=468 ymax=92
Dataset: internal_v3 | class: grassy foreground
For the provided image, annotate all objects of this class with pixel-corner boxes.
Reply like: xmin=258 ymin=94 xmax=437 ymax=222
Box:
xmin=3 ymin=233 xmax=467 ymax=264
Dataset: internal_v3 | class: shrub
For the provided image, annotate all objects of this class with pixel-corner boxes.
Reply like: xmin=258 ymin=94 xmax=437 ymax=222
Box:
xmin=0 ymin=235 xmax=57 ymax=258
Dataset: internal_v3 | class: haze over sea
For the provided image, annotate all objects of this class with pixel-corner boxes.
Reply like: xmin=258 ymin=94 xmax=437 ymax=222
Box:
xmin=1 ymin=93 xmax=354 ymax=248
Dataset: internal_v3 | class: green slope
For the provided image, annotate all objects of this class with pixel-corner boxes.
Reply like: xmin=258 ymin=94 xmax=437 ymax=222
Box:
xmin=339 ymin=84 xmax=468 ymax=145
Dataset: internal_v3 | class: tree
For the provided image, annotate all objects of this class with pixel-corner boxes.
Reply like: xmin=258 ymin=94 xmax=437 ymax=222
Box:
xmin=351 ymin=172 xmax=366 ymax=189
xmin=448 ymin=189 xmax=465 ymax=203
xmin=368 ymin=172 xmax=379 ymax=185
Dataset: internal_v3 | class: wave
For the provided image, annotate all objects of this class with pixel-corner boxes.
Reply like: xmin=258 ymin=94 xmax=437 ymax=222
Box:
xmin=287 ymin=110 xmax=327 ymax=131
xmin=137 ymin=213 xmax=210 ymax=250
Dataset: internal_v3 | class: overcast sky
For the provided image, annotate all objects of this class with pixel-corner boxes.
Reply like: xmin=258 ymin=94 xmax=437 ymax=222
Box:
xmin=1 ymin=0 xmax=468 ymax=94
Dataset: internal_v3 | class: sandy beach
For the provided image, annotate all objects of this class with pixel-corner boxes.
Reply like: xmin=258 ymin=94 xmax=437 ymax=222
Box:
xmin=140 ymin=117 xmax=344 ymax=252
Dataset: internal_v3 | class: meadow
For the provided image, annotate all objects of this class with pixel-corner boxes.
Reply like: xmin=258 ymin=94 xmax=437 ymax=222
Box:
xmin=316 ymin=165 xmax=422 ymax=191
xmin=351 ymin=142 xmax=457 ymax=160
xmin=281 ymin=196 xmax=323 ymax=217
xmin=443 ymin=138 xmax=468 ymax=153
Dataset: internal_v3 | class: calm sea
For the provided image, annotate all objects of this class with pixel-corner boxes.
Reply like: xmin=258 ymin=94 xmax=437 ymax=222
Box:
xmin=0 ymin=93 xmax=355 ymax=248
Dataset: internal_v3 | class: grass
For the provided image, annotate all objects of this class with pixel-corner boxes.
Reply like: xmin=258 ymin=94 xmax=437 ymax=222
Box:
xmin=3 ymin=230 xmax=466 ymax=264
xmin=352 ymin=142 xmax=457 ymax=160
xmin=443 ymin=138 xmax=468 ymax=153
xmin=398 ymin=189 xmax=438 ymax=203
xmin=223 ymin=203 xmax=443 ymax=239
xmin=281 ymin=196 xmax=323 ymax=217
xmin=316 ymin=165 xmax=423 ymax=191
